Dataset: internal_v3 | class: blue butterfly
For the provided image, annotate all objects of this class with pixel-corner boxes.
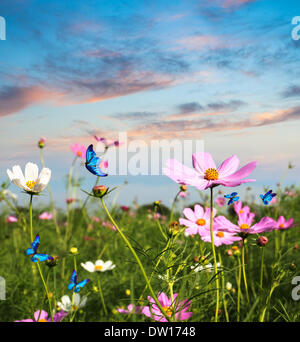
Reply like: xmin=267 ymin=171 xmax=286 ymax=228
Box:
xmin=85 ymin=144 xmax=108 ymax=177
xmin=260 ymin=190 xmax=276 ymax=205
xmin=224 ymin=192 xmax=239 ymax=205
xmin=68 ymin=270 xmax=90 ymax=293
xmin=26 ymin=234 xmax=53 ymax=263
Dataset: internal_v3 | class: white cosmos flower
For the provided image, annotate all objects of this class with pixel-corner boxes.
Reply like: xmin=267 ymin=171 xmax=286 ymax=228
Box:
xmin=191 ymin=262 xmax=221 ymax=273
xmin=57 ymin=293 xmax=87 ymax=312
xmin=7 ymin=162 xmax=51 ymax=194
xmin=81 ymin=259 xmax=116 ymax=273
xmin=2 ymin=189 xmax=18 ymax=201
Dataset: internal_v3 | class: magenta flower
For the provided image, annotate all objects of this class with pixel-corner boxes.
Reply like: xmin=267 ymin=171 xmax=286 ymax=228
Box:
xmin=117 ymin=304 xmax=144 ymax=315
xmin=7 ymin=215 xmax=18 ymax=223
xmin=214 ymin=212 xmax=274 ymax=235
xmin=179 ymin=191 xmax=187 ymax=198
xmin=39 ymin=212 xmax=53 ymax=220
xmin=142 ymin=292 xmax=193 ymax=322
xmin=216 ymin=197 xmax=225 ymax=207
xmin=70 ymin=143 xmax=86 ymax=159
xmin=100 ymin=160 xmax=109 ymax=169
xmin=163 ymin=153 xmax=257 ymax=190
xmin=179 ymin=204 xmax=217 ymax=236
xmin=199 ymin=229 xmax=242 ymax=247
xmin=15 ymin=310 xmax=68 ymax=322
xmin=270 ymin=216 xmax=297 ymax=231
xmin=233 ymin=201 xmax=250 ymax=216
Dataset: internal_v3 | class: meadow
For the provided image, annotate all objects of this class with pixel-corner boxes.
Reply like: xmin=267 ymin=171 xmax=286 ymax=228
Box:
xmin=0 ymin=138 xmax=299 ymax=323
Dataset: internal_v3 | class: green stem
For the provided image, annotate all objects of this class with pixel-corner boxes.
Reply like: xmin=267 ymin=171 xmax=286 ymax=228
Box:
xmin=29 ymin=194 xmax=33 ymax=242
xmin=218 ymin=251 xmax=229 ymax=322
xmin=100 ymin=197 xmax=171 ymax=322
xmin=241 ymin=239 xmax=250 ymax=303
xmin=169 ymin=191 xmax=180 ymax=224
xmin=36 ymin=262 xmax=53 ymax=322
xmin=209 ymin=187 xmax=219 ymax=322
xmin=98 ymin=275 xmax=108 ymax=317
xmin=237 ymin=256 xmax=241 ymax=322
xmin=260 ymin=247 xmax=265 ymax=289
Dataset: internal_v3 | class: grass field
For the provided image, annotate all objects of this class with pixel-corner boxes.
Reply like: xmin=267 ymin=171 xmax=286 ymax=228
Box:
xmin=1 ymin=146 xmax=300 ymax=323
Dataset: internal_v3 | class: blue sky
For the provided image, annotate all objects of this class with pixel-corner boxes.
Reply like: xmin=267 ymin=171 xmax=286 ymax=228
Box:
xmin=0 ymin=0 xmax=299 ymax=208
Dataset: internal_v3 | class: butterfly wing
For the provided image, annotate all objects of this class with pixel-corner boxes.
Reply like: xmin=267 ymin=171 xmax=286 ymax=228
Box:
xmin=233 ymin=196 xmax=239 ymax=202
xmin=231 ymin=192 xmax=238 ymax=197
xmin=85 ymin=144 xmax=108 ymax=177
xmin=224 ymin=194 xmax=232 ymax=199
xmin=30 ymin=234 xmax=40 ymax=254
xmin=227 ymin=198 xmax=233 ymax=205
xmin=74 ymin=279 xmax=90 ymax=293
xmin=31 ymin=254 xmax=53 ymax=263
xmin=263 ymin=190 xmax=272 ymax=199
xmin=68 ymin=270 xmax=77 ymax=291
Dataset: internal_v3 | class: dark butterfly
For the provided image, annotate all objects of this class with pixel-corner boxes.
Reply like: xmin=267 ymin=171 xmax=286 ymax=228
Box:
xmin=85 ymin=144 xmax=108 ymax=177
xmin=260 ymin=190 xmax=276 ymax=205
xmin=224 ymin=192 xmax=239 ymax=205
xmin=68 ymin=270 xmax=90 ymax=293
xmin=26 ymin=234 xmax=53 ymax=262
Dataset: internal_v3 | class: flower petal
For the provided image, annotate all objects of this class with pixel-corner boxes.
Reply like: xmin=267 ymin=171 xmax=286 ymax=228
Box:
xmin=25 ymin=162 xmax=39 ymax=182
xmin=192 ymin=152 xmax=216 ymax=174
xmin=217 ymin=155 xmax=240 ymax=178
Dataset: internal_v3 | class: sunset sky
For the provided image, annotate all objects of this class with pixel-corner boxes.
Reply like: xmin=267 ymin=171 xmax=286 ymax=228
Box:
xmin=0 ymin=0 xmax=299 ymax=208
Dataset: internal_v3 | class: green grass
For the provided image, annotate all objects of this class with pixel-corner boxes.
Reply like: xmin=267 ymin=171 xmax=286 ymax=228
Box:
xmin=0 ymin=182 xmax=300 ymax=322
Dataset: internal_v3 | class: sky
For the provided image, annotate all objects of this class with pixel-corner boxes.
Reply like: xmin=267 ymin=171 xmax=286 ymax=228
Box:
xmin=0 ymin=0 xmax=299 ymax=209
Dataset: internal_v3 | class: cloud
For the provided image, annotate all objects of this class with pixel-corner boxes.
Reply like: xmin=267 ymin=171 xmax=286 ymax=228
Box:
xmin=0 ymin=85 xmax=57 ymax=117
xmin=281 ymin=85 xmax=300 ymax=98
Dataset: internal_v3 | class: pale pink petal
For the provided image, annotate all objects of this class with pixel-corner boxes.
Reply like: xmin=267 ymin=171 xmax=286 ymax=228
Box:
xmin=192 ymin=152 xmax=216 ymax=175
xmin=217 ymin=155 xmax=240 ymax=178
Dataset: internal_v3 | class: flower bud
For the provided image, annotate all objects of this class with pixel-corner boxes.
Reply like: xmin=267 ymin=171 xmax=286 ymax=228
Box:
xmin=46 ymin=255 xmax=59 ymax=268
xmin=233 ymin=249 xmax=241 ymax=257
xmin=180 ymin=185 xmax=187 ymax=192
xmin=70 ymin=247 xmax=78 ymax=255
xmin=168 ymin=221 xmax=180 ymax=235
xmin=257 ymin=236 xmax=268 ymax=247
xmin=226 ymin=282 xmax=232 ymax=291
xmin=38 ymin=137 xmax=46 ymax=149
xmin=125 ymin=289 xmax=131 ymax=296
xmin=92 ymin=185 xmax=107 ymax=198
xmin=226 ymin=249 xmax=233 ymax=256
xmin=289 ymin=263 xmax=296 ymax=271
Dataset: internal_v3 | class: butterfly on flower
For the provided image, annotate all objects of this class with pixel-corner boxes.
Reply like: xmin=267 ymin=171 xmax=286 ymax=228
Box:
xmin=85 ymin=144 xmax=108 ymax=177
xmin=224 ymin=192 xmax=239 ymax=205
xmin=26 ymin=234 xmax=53 ymax=262
xmin=68 ymin=270 xmax=90 ymax=293
xmin=260 ymin=190 xmax=276 ymax=205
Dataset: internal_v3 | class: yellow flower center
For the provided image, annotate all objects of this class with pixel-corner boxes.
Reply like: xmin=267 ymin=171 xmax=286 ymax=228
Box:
xmin=94 ymin=265 xmax=103 ymax=271
xmin=240 ymin=223 xmax=250 ymax=229
xmin=38 ymin=319 xmax=47 ymax=322
xmin=216 ymin=231 xmax=224 ymax=238
xmin=162 ymin=306 xmax=173 ymax=317
xmin=26 ymin=180 xmax=37 ymax=190
xmin=77 ymin=151 xmax=82 ymax=157
xmin=196 ymin=218 xmax=206 ymax=226
xmin=73 ymin=305 xmax=78 ymax=311
xmin=279 ymin=224 xmax=285 ymax=228
xmin=204 ymin=168 xmax=219 ymax=180
xmin=239 ymin=210 xmax=244 ymax=214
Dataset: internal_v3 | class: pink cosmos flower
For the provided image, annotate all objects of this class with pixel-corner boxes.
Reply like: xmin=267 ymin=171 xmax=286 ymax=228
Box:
xmin=199 ymin=229 xmax=242 ymax=247
xmin=142 ymin=292 xmax=193 ymax=322
xmin=270 ymin=216 xmax=297 ymax=231
xmin=7 ymin=215 xmax=18 ymax=223
xmin=100 ymin=160 xmax=108 ymax=169
xmin=233 ymin=201 xmax=250 ymax=216
xmin=121 ymin=205 xmax=130 ymax=212
xmin=179 ymin=191 xmax=187 ymax=198
xmin=216 ymin=197 xmax=225 ymax=207
xmin=117 ymin=304 xmax=144 ymax=315
xmin=214 ymin=211 xmax=274 ymax=235
xmin=179 ymin=204 xmax=217 ymax=236
xmin=39 ymin=212 xmax=53 ymax=220
xmin=70 ymin=143 xmax=86 ymax=159
xmin=163 ymin=153 xmax=257 ymax=190
xmin=15 ymin=309 xmax=68 ymax=322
